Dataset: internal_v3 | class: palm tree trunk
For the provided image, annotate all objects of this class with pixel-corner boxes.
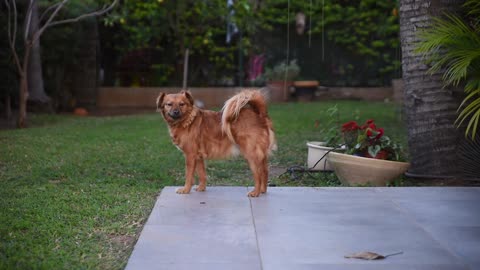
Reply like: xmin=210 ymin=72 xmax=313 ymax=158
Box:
xmin=399 ymin=0 xmax=465 ymax=176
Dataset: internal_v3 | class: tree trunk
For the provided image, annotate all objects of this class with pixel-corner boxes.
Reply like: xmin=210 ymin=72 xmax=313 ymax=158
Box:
xmin=399 ymin=0 xmax=465 ymax=177
xmin=18 ymin=46 xmax=31 ymax=128
xmin=18 ymin=74 xmax=29 ymax=128
xmin=27 ymin=0 xmax=50 ymax=105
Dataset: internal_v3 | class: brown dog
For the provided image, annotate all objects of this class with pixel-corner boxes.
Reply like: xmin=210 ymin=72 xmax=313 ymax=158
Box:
xmin=156 ymin=90 xmax=276 ymax=197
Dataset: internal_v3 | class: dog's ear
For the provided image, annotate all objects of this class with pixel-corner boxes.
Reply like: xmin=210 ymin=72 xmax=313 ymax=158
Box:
xmin=156 ymin=92 xmax=166 ymax=112
xmin=180 ymin=90 xmax=194 ymax=106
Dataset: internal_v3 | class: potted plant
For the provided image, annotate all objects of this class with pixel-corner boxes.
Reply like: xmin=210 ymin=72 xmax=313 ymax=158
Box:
xmin=328 ymin=119 xmax=410 ymax=186
xmin=307 ymin=105 xmax=345 ymax=171
xmin=264 ymin=60 xmax=300 ymax=102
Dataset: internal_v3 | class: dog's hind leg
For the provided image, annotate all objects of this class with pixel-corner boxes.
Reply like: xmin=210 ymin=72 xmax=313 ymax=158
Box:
xmin=260 ymin=158 xmax=268 ymax=193
xmin=245 ymin=154 xmax=268 ymax=197
xmin=246 ymin=159 xmax=261 ymax=197
xmin=195 ymin=158 xmax=207 ymax=192
xmin=176 ymin=155 xmax=196 ymax=194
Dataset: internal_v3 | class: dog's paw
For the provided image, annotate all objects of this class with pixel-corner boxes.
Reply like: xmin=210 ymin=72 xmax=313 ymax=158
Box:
xmin=195 ymin=185 xmax=206 ymax=192
xmin=248 ymin=190 xmax=260 ymax=197
xmin=176 ymin=187 xmax=191 ymax=194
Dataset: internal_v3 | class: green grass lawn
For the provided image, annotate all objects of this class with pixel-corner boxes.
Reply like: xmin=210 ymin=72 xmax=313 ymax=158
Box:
xmin=0 ymin=101 xmax=405 ymax=269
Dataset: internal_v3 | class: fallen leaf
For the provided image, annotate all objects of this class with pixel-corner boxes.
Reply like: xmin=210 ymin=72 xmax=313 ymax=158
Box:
xmin=344 ymin=251 xmax=385 ymax=260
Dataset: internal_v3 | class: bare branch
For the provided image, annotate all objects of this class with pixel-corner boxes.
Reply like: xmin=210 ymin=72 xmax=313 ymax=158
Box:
xmin=39 ymin=1 xmax=62 ymax=24
xmin=47 ymin=0 xmax=118 ymax=28
xmin=31 ymin=0 xmax=68 ymax=45
xmin=32 ymin=0 xmax=117 ymax=45
xmin=24 ymin=0 xmax=34 ymax=41
xmin=4 ymin=0 xmax=12 ymax=42
xmin=10 ymin=0 xmax=17 ymax=46
xmin=4 ymin=0 xmax=23 ymax=75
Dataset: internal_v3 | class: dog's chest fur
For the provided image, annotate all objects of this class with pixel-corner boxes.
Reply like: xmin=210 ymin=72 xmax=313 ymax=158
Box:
xmin=167 ymin=110 xmax=236 ymax=159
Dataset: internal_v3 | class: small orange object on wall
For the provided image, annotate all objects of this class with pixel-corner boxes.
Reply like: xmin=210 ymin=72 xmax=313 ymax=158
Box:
xmin=74 ymin=108 xmax=88 ymax=116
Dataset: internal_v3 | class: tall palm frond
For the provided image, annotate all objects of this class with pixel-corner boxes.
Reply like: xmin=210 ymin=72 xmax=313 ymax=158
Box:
xmin=464 ymin=0 xmax=480 ymax=24
xmin=416 ymin=11 xmax=480 ymax=140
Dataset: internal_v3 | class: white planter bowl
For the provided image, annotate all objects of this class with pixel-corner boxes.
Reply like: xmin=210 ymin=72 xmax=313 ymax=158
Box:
xmin=328 ymin=151 xmax=410 ymax=186
xmin=306 ymin=141 xmax=339 ymax=171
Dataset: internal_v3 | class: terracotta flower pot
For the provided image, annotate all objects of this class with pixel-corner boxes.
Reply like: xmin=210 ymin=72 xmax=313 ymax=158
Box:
xmin=328 ymin=151 xmax=410 ymax=186
xmin=267 ymin=81 xmax=292 ymax=102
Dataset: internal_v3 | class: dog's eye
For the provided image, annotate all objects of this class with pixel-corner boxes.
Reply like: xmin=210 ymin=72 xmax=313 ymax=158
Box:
xmin=166 ymin=103 xmax=173 ymax=107
xmin=179 ymin=103 xmax=185 ymax=107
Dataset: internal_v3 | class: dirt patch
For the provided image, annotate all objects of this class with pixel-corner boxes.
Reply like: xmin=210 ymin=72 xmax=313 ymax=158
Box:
xmin=269 ymin=165 xmax=287 ymax=178
xmin=108 ymin=233 xmax=136 ymax=248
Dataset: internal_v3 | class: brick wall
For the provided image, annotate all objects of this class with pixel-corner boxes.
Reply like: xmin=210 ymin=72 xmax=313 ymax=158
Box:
xmin=97 ymin=85 xmax=396 ymax=110
xmin=97 ymin=87 xmax=261 ymax=109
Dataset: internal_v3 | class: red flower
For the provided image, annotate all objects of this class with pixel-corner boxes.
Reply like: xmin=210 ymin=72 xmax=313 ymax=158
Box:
xmin=341 ymin=121 xmax=360 ymax=132
xmin=366 ymin=128 xmax=374 ymax=136
xmin=361 ymin=119 xmax=376 ymax=130
xmin=375 ymin=128 xmax=384 ymax=139
xmin=366 ymin=126 xmax=384 ymax=139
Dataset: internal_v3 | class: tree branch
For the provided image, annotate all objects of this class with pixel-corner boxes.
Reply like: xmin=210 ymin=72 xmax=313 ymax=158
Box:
xmin=4 ymin=0 xmax=23 ymax=75
xmin=24 ymin=0 xmax=34 ymax=41
xmin=32 ymin=0 xmax=68 ymax=45
xmin=39 ymin=1 xmax=63 ymax=25
xmin=47 ymin=0 xmax=117 ymax=28
xmin=4 ymin=0 xmax=12 ymax=43
xmin=32 ymin=0 xmax=117 ymax=45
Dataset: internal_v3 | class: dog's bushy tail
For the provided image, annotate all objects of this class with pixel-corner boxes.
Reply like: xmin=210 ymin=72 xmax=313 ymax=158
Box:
xmin=221 ymin=90 xmax=277 ymax=153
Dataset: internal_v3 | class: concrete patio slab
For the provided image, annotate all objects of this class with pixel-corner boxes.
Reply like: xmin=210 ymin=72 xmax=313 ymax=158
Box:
xmin=126 ymin=187 xmax=480 ymax=270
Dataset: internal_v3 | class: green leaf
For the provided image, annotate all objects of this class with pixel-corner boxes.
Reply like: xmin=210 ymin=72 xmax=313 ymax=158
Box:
xmin=368 ymin=145 xmax=381 ymax=157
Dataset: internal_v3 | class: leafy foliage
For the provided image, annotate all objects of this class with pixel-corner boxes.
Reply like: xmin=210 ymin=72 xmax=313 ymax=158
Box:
xmin=256 ymin=0 xmax=400 ymax=85
xmin=341 ymin=119 xmax=406 ymax=161
xmin=314 ymin=0 xmax=400 ymax=75
xmin=315 ymin=104 xmax=343 ymax=147
xmin=415 ymin=1 xmax=480 ymax=140
xmin=102 ymin=0 xmax=256 ymax=86
xmin=263 ymin=59 xmax=300 ymax=81
xmin=99 ymin=0 xmax=400 ymax=86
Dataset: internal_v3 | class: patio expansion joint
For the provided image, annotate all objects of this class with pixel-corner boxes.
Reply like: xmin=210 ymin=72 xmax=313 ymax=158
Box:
xmin=377 ymin=188 xmax=473 ymax=270
xmin=248 ymin=196 xmax=264 ymax=270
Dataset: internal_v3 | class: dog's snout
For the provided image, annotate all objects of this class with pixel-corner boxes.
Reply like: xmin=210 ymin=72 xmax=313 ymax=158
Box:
xmin=169 ymin=108 xmax=181 ymax=119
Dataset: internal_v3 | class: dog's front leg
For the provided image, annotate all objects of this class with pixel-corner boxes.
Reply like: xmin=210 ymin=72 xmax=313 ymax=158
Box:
xmin=176 ymin=155 xmax=196 ymax=194
xmin=195 ymin=158 xmax=207 ymax=192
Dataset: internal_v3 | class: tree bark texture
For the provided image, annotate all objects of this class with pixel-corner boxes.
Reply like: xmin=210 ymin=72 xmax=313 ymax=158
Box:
xmin=18 ymin=47 xmax=30 ymax=128
xmin=27 ymin=0 xmax=50 ymax=104
xmin=399 ymin=0 xmax=464 ymax=176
